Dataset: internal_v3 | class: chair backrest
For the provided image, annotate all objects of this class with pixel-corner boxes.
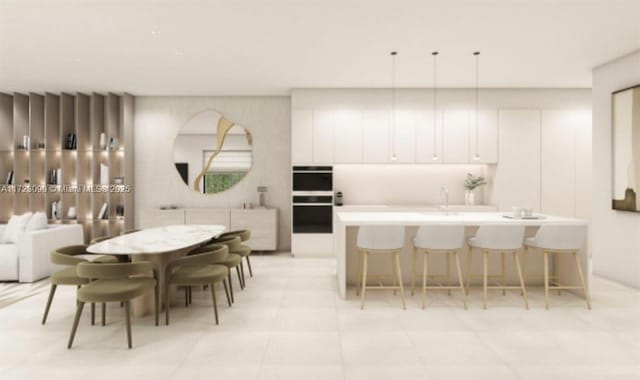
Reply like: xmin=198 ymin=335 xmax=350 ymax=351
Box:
xmin=414 ymin=225 xmax=465 ymax=250
xmin=50 ymin=245 xmax=89 ymax=266
xmin=220 ymin=229 xmax=251 ymax=242
xmin=532 ymin=224 xmax=586 ymax=250
xmin=357 ymin=225 xmax=405 ymax=250
xmin=212 ymin=235 xmax=243 ymax=252
xmin=77 ymin=261 xmax=156 ymax=280
xmin=90 ymin=236 xmax=110 ymax=245
xmin=472 ymin=225 xmax=525 ymax=250
xmin=189 ymin=244 xmax=229 ymax=263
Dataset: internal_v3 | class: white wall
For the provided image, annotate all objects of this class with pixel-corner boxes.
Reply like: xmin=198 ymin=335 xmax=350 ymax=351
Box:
xmin=134 ymin=96 xmax=291 ymax=250
xmin=592 ymin=50 xmax=640 ymax=288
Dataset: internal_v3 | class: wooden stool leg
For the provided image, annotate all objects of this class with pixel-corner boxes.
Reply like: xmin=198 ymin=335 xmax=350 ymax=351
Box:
xmin=483 ymin=250 xmax=488 ymax=309
xmin=466 ymin=248 xmax=473 ymax=296
xmin=544 ymin=250 xmax=550 ymax=310
xmin=411 ymin=247 xmax=417 ymax=296
xmin=513 ymin=251 xmax=529 ymax=310
xmin=391 ymin=253 xmax=397 ymax=296
xmin=501 ymin=252 xmax=506 ymax=296
xmin=521 ymin=247 xmax=527 ymax=296
xmin=394 ymin=252 xmax=406 ymax=310
xmin=446 ymin=252 xmax=452 ymax=296
xmin=356 ymin=250 xmax=363 ymax=296
xmin=555 ymin=252 xmax=562 ymax=296
xmin=454 ymin=251 xmax=467 ymax=310
xmin=573 ymin=251 xmax=591 ymax=310
xmin=360 ymin=252 xmax=369 ymax=310
xmin=422 ymin=251 xmax=428 ymax=309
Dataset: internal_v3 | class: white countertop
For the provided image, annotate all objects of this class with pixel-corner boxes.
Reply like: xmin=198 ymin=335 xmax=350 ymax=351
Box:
xmin=87 ymin=224 xmax=226 ymax=255
xmin=336 ymin=204 xmax=498 ymax=212
xmin=336 ymin=211 xmax=587 ymax=226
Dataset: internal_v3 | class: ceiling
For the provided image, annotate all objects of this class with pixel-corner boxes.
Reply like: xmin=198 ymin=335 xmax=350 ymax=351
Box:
xmin=0 ymin=0 xmax=639 ymax=95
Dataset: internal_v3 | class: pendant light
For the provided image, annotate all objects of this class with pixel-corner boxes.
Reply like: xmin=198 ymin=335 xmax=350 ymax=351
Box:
xmin=431 ymin=51 xmax=439 ymax=161
xmin=390 ymin=51 xmax=398 ymax=161
xmin=472 ymin=51 xmax=481 ymax=161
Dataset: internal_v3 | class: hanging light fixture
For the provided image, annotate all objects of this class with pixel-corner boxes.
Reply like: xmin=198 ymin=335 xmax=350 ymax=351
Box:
xmin=432 ymin=51 xmax=439 ymax=161
xmin=390 ymin=51 xmax=398 ymax=161
xmin=472 ymin=51 xmax=481 ymax=161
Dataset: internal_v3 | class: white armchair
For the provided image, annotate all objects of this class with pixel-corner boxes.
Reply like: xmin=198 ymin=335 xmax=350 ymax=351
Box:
xmin=0 ymin=224 xmax=84 ymax=283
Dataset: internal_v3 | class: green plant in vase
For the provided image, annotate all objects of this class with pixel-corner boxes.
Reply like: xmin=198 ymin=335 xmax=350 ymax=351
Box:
xmin=464 ymin=173 xmax=487 ymax=205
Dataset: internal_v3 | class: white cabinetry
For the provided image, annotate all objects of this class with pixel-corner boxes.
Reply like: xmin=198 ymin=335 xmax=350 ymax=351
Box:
xmin=185 ymin=208 xmax=231 ymax=229
xmin=469 ymin=110 xmax=498 ymax=163
xmin=443 ymin=110 xmax=470 ymax=163
xmin=392 ymin=110 xmax=416 ymax=162
xmin=291 ymin=110 xmax=313 ymax=164
xmin=333 ymin=110 xmax=362 ymax=163
xmin=362 ymin=110 xmax=390 ymax=163
xmin=497 ymin=110 xmax=541 ymax=212
xmin=312 ymin=111 xmax=335 ymax=163
xmin=415 ymin=110 xmax=443 ymax=162
xmin=541 ymin=110 xmax=576 ymax=217
xmin=230 ymin=209 xmax=278 ymax=251
xmin=138 ymin=209 xmax=186 ymax=229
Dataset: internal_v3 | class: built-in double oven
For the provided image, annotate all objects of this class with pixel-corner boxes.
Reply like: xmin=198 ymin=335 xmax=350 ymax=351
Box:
xmin=292 ymin=166 xmax=333 ymax=234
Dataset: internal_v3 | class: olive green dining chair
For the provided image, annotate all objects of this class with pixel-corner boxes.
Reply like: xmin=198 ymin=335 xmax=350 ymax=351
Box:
xmin=42 ymin=245 xmax=118 ymax=325
xmin=89 ymin=236 xmax=111 ymax=245
xmin=67 ymin=261 xmax=159 ymax=349
xmin=210 ymin=236 xmax=245 ymax=303
xmin=165 ymin=244 xmax=230 ymax=325
xmin=218 ymin=230 xmax=253 ymax=277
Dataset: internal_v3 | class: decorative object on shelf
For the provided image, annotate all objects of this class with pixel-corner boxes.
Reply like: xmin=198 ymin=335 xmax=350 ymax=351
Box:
xmin=108 ymin=137 xmax=118 ymax=151
xmin=23 ymin=135 xmax=30 ymax=150
xmin=97 ymin=202 xmax=109 ymax=220
xmin=173 ymin=110 xmax=253 ymax=194
xmin=257 ymin=186 xmax=268 ymax=208
xmin=390 ymin=51 xmax=398 ymax=161
xmin=51 ymin=200 xmax=62 ymax=220
xmin=5 ymin=170 xmax=14 ymax=185
xmin=115 ymin=204 xmax=125 ymax=217
xmin=335 ymin=191 xmax=344 ymax=206
xmin=113 ymin=176 xmax=124 ymax=185
xmin=431 ymin=51 xmax=439 ymax=161
xmin=56 ymin=168 xmax=62 ymax=185
xmin=463 ymin=173 xmax=487 ymax=205
xmin=99 ymin=132 xmax=107 ymax=150
xmin=65 ymin=133 xmax=77 ymax=150
xmin=67 ymin=206 xmax=77 ymax=220
xmin=100 ymin=164 xmax=109 ymax=186
xmin=611 ymin=84 xmax=640 ymax=212
xmin=472 ymin=51 xmax=481 ymax=161
xmin=37 ymin=142 xmax=45 ymax=149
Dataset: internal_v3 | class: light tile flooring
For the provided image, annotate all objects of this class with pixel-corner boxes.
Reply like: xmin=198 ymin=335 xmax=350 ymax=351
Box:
xmin=0 ymin=254 xmax=639 ymax=379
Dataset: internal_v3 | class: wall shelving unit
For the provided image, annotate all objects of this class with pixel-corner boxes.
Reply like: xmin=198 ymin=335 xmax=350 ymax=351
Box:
xmin=0 ymin=92 xmax=134 ymax=243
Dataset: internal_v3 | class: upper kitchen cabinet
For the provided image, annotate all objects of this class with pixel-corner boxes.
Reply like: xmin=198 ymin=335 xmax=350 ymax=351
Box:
xmin=414 ymin=110 xmax=443 ymax=163
xmin=442 ymin=110 xmax=470 ymax=163
xmin=469 ymin=110 xmax=498 ymax=163
xmin=291 ymin=109 xmax=313 ymax=164
xmin=392 ymin=110 xmax=416 ymax=163
xmin=333 ymin=110 xmax=363 ymax=163
xmin=362 ymin=110 xmax=390 ymax=163
xmin=312 ymin=110 xmax=335 ymax=163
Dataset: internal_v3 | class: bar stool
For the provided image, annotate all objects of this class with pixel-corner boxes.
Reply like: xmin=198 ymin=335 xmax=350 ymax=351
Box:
xmin=356 ymin=225 xmax=406 ymax=310
xmin=411 ymin=225 xmax=467 ymax=309
xmin=524 ymin=224 xmax=591 ymax=310
xmin=467 ymin=225 xmax=528 ymax=309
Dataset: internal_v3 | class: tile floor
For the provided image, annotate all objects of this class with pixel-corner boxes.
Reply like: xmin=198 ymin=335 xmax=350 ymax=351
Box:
xmin=0 ymin=254 xmax=638 ymax=380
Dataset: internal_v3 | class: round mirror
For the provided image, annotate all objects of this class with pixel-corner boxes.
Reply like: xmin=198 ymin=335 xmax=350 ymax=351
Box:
xmin=173 ymin=110 xmax=253 ymax=194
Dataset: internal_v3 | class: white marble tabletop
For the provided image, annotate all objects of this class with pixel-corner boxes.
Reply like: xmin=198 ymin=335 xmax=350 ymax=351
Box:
xmin=87 ymin=224 xmax=226 ymax=255
xmin=336 ymin=211 xmax=587 ymax=226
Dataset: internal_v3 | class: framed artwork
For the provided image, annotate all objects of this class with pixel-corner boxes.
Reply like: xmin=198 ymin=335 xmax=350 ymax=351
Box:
xmin=612 ymin=84 xmax=640 ymax=212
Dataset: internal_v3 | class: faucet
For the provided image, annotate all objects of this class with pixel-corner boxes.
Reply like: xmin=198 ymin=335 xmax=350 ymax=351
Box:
xmin=440 ymin=186 xmax=449 ymax=211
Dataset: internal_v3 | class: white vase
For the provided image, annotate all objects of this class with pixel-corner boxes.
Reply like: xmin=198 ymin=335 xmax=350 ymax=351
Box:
xmin=465 ymin=189 xmax=475 ymax=206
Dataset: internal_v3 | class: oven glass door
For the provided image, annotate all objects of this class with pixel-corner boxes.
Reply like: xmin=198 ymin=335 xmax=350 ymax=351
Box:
xmin=292 ymin=172 xmax=333 ymax=191
xmin=292 ymin=205 xmax=333 ymax=233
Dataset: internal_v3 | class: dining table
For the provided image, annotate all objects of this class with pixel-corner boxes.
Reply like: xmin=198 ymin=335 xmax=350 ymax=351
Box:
xmin=87 ymin=224 xmax=226 ymax=316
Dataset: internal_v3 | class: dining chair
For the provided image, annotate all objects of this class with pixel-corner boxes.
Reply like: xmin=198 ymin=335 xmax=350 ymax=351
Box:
xmin=218 ymin=230 xmax=253 ymax=277
xmin=209 ymin=235 xmax=246 ymax=303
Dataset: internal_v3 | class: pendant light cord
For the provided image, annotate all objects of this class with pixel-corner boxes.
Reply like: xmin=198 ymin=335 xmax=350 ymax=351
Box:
xmin=474 ymin=51 xmax=480 ymax=158
xmin=391 ymin=51 xmax=397 ymax=160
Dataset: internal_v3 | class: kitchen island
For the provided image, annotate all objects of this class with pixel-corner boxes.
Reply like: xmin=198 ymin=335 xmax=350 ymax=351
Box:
xmin=334 ymin=210 xmax=588 ymax=299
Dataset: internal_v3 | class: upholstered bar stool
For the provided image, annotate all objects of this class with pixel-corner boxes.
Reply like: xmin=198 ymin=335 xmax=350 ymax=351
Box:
xmin=356 ymin=225 xmax=406 ymax=310
xmin=524 ymin=224 xmax=591 ymax=309
xmin=411 ymin=225 xmax=467 ymax=309
xmin=467 ymin=225 xmax=528 ymax=309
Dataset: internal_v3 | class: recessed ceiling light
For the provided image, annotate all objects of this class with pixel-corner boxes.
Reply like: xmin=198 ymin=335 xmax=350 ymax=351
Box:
xmin=174 ymin=51 xmax=184 ymax=56
xmin=72 ymin=58 xmax=81 ymax=63
xmin=151 ymin=30 xmax=161 ymax=35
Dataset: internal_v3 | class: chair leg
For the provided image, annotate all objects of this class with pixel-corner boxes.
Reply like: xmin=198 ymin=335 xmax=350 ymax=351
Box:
xmin=188 ymin=286 xmax=192 ymax=305
xmin=228 ymin=273 xmax=235 ymax=303
xmin=483 ymin=250 xmax=488 ymax=310
xmin=555 ymin=253 xmax=562 ymax=296
xmin=501 ymin=252 xmax=506 ymax=296
xmin=67 ymin=301 xmax=85 ymax=349
xmin=124 ymin=301 xmax=132 ymax=349
xmin=210 ymin=283 xmax=219 ymax=325
xmin=522 ymin=247 xmax=527 ymax=296
xmin=466 ymin=248 xmax=473 ymax=296
xmin=411 ymin=246 xmax=417 ymax=296
xmin=246 ymin=256 xmax=253 ymax=277
xmin=394 ymin=252 xmax=406 ymax=310
xmin=240 ymin=263 xmax=246 ymax=288
xmin=154 ymin=284 xmax=159 ymax=326
xmin=544 ymin=250 xmax=550 ymax=310
xmin=454 ymin=251 xmax=467 ymax=310
xmin=391 ymin=254 xmax=397 ymax=296
xmin=165 ymin=281 xmax=171 ymax=326
xmin=184 ymin=287 xmax=189 ymax=308
xmin=360 ymin=251 xmax=368 ymax=310
xmin=573 ymin=251 xmax=591 ymax=310
xmin=513 ymin=251 xmax=529 ymax=310
xmin=42 ymin=284 xmax=57 ymax=325
xmin=223 ymin=278 xmax=232 ymax=307
xmin=422 ymin=251 xmax=428 ymax=309
xmin=236 ymin=266 xmax=244 ymax=290
xmin=356 ymin=250 xmax=363 ymax=296
xmin=90 ymin=303 xmax=95 ymax=326
xmin=446 ymin=252 xmax=452 ymax=296
xmin=101 ymin=303 xmax=106 ymax=326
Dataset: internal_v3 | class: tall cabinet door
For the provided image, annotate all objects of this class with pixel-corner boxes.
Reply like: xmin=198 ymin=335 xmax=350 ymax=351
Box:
xmin=443 ymin=110 xmax=470 ymax=163
xmin=312 ymin=111 xmax=334 ymax=163
xmin=291 ymin=110 xmax=313 ymax=164
xmin=333 ymin=110 xmax=362 ymax=163
xmin=392 ymin=110 xmax=416 ymax=163
xmin=415 ymin=110 xmax=443 ymax=163
xmin=497 ymin=110 xmax=541 ymax=212
xmin=362 ymin=110 xmax=391 ymax=163
xmin=541 ymin=110 xmax=576 ymax=217
xmin=469 ymin=110 xmax=498 ymax=163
